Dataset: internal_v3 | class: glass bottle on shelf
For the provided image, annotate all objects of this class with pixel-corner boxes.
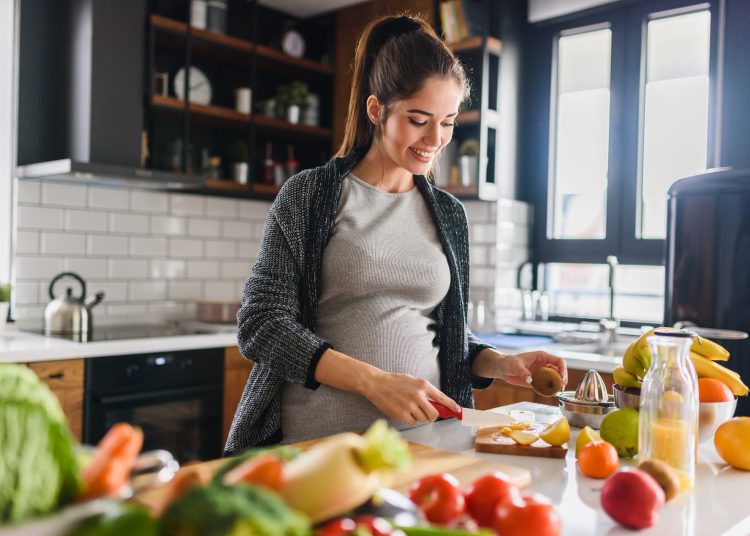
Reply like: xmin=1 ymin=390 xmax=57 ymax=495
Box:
xmin=638 ymin=328 xmax=699 ymax=491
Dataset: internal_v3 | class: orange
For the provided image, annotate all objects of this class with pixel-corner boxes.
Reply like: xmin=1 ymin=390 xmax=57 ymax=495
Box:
xmin=698 ymin=378 xmax=734 ymax=402
xmin=714 ymin=417 xmax=750 ymax=470
xmin=578 ymin=440 xmax=619 ymax=479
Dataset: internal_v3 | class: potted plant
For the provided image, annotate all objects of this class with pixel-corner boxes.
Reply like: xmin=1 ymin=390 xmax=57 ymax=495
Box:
xmin=228 ymin=141 xmax=250 ymax=185
xmin=0 ymin=283 xmax=10 ymax=331
xmin=276 ymin=80 xmax=310 ymax=124
xmin=458 ymin=139 xmax=479 ymax=187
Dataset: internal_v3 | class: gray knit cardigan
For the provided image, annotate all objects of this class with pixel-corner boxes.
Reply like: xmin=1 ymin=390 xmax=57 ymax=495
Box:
xmin=224 ymin=150 xmax=495 ymax=455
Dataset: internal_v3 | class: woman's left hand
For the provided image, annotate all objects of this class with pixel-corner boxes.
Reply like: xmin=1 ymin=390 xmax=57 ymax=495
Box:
xmin=494 ymin=351 xmax=568 ymax=389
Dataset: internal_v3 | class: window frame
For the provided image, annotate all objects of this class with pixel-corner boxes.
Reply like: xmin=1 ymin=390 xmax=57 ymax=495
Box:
xmin=524 ymin=0 xmax=723 ymax=268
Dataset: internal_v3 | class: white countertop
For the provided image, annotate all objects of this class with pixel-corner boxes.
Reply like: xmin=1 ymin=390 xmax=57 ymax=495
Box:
xmin=0 ymin=328 xmax=237 ymax=362
xmin=401 ymin=402 xmax=750 ymax=536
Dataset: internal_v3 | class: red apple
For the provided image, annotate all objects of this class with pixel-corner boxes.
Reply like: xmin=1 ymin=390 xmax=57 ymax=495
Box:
xmin=600 ymin=469 xmax=665 ymax=530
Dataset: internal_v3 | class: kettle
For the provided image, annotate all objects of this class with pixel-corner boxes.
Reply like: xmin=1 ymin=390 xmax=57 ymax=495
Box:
xmin=44 ymin=272 xmax=105 ymax=335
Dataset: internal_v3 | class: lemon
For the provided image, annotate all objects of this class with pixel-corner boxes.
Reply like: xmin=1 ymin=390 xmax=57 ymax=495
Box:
xmin=575 ymin=426 xmax=601 ymax=457
xmin=539 ymin=416 xmax=570 ymax=447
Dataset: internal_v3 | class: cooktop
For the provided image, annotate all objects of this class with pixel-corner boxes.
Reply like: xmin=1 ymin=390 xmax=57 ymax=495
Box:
xmin=33 ymin=323 xmax=220 ymax=343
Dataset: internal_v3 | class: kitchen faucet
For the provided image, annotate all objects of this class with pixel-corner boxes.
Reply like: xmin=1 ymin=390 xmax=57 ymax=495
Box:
xmin=600 ymin=255 xmax=619 ymax=344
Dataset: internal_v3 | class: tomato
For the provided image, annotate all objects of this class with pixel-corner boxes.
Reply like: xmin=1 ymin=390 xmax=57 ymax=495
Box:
xmin=464 ymin=472 xmax=521 ymax=527
xmin=493 ymin=494 xmax=561 ymax=536
xmin=316 ymin=518 xmax=357 ymax=536
xmin=408 ymin=473 xmax=466 ymax=525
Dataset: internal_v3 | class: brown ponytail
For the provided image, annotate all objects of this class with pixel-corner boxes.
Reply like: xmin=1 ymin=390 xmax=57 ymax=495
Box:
xmin=335 ymin=15 xmax=470 ymax=158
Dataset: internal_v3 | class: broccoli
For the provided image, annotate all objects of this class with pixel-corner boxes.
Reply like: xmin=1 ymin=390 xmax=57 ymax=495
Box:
xmin=160 ymin=483 xmax=311 ymax=536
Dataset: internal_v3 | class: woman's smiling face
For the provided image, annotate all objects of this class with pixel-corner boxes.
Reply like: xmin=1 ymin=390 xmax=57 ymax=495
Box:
xmin=374 ymin=76 xmax=463 ymax=176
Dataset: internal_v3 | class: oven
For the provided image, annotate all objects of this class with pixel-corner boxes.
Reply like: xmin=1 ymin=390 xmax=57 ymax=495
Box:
xmin=84 ymin=348 xmax=224 ymax=462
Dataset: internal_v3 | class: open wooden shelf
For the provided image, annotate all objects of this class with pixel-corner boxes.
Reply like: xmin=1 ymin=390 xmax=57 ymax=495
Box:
xmin=150 ymin=94 xmax=332 ymax=139
xmin=443 ymin=183 xmax=479 ymax=198
xmin=449 ymin=35 xmax=502 ymax=55
xmin=204 ymin=179 xmax=250 ymax=191
xmin=249 ymin=183 xmax=281 ymax=195
xmin=150 ymin=14 xmax=334 ymax=76
xmin=457 ymin=109 xmax=480 ymax=125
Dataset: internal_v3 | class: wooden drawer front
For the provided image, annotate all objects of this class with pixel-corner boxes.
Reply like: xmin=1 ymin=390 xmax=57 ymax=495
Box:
xmin=223 ymin=347 xmax=254 ymax=444
xmin=28 ymin=359 xmax=84 ymax=390
xmin=27 ymin=359 xmax=84 ymax=442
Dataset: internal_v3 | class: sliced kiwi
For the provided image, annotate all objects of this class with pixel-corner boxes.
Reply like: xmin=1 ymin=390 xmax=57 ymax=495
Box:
xmin=531 ymin=367 xmax=564 ymax=397
xmin=638 ymin=459 xmax=681 ymax=502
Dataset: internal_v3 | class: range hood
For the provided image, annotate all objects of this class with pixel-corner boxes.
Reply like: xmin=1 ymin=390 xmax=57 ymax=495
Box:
xmin=17 ymin=159 xmax=204 ymax=190
xmin=17 ymin=0 xmax=203 ymax=191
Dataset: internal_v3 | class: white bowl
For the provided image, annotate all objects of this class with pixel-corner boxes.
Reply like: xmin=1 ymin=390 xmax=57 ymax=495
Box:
xmin=698 ymin=397 xmax=738 ymax=444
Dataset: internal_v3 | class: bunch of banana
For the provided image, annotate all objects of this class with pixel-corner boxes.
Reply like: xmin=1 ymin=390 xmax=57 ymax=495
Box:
xmin=617 ymin=328 xmax=748 ymax=396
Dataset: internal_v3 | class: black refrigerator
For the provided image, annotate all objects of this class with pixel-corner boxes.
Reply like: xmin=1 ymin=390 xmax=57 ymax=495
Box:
xmin=665 ymin=168 xmax=750 ymax=416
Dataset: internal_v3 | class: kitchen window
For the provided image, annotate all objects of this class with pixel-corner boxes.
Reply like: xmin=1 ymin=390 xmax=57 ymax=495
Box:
xmin=524 ymin=0 xmax=721 ymax=323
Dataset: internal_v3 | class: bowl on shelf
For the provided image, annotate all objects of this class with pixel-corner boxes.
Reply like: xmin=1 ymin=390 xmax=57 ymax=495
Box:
xmin=613 ymin=384 xmax=641 ymax=409
xmin=698 ymin=397 xmax=738 ymax=444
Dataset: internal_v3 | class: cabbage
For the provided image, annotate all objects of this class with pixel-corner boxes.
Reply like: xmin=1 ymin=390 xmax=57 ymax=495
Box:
xmin=0 ymin=364 xmax=81 ymax=524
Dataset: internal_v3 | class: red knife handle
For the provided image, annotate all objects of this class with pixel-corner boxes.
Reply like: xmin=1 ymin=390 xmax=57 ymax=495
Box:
xmin=429 ymin=400 xmax=462 ymax=420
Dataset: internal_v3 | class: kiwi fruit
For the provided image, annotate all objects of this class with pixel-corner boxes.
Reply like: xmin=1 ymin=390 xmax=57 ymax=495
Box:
xmin=638 ymin=459 xmax=681 ymax=501
xmin=531 ymin=367 xmax=564 ymax=397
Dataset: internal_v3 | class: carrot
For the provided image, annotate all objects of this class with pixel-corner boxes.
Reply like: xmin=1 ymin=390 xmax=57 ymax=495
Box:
xmin=223 ymin=452 xmax=284 ymax=490
xmin=79 ymin=423 xmax=144 ymax=501
xmin=156 ymin=465 xmax=212 ymax=515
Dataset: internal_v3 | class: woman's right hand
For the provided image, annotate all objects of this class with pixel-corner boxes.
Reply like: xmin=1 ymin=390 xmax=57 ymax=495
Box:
xmin=362 ymin=371 xmax=459 ymax=425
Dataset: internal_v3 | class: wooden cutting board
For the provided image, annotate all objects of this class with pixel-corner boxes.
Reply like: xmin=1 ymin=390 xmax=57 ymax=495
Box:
xmin=134 ymin=441 xmax=531 ymax=513
xmin=474 ymin=424 xmax=568 ymax=458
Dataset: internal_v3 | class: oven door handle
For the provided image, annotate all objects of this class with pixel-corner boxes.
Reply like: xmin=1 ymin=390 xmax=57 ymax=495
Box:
xmin=95 ymin=383 xmax=223 ymax=405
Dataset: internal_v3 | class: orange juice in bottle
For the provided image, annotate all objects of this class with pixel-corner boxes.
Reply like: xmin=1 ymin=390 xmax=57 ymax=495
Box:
xmin=638 ymin=329 xmax=699 ymax=490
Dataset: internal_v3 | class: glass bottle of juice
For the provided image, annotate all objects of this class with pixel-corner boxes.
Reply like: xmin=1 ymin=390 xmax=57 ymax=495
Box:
xmin=638 ymin=328 xmax=699 ymax=491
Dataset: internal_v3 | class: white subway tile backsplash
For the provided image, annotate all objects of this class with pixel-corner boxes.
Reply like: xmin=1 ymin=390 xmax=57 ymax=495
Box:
xmin=110 ymin=212 xmax=149 ymax=234
xmin=236 ymin=240 xmax=260 ymax=261
xmin=17 ymin=181 xmax=40 ymax=204
xmin=17 ymin=206 xmax=64 ymax=230
xmin=150 ymin=215 xmax=186 ymax=236
xmin=130 ymin=236 xmax=168 ymax=257
xmin=64 ymin=258 xmax=108 ymax=279
xmin=108 ymin=259 xmax=149 ymax=279
xmin=15 ymin=256 xmax=63 ymax=280
xmin=206 ymin=198 xmax=239 ymax=219
xmin=150 ymin=259 xmax=186 ymax=279
xmin=15 ymin=231 xmax=39 ymax=254
xmin=65 ymin=209 xmax=108 ymax=232
xmin=40 ymin=232 xmax=86 ymax=255
xmin=169 ymin=281 xmax=202 ymax=300
xmin=205 ymin=240 xmax=236 ymax=259
xmin=170 ymin=194 xmax=204 ymax=216
xmin=11 ymin=180 xmax=531 ymax=322
xmin=129 ymin=281 xmax=167 ymax=301
xmin=222 ymin=261 xmax=250 ymax=279
xmin=169 ymin=238 xmax=203 ymax=258
xmin=188 ymin=218 xmax=221 ymax=238
xmin=237 ymin=200 xmax=272 ymax=220
xmin=203 ymin=281 xmax=239 ymax=301
xmin=93 ymin=281 xmax=128 ymax=302
xmin=222 ymin=220 xmax=253 ymax=239
xmin=88 ymin=187 xmax=129 ymax=210
xmin=13 ymin=281 xmax=38 ymax=305
xmin=41 ymin=183 xmax=88 ymax=207
xmin=130 ymin=191 xmax=168 ymax=213
xmin=88 ymin=235 xmax=128 ymax=256
xmin=187 ymin=260 xmax=220 ymax=279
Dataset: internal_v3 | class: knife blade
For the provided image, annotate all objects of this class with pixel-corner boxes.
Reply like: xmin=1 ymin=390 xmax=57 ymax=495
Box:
xmin=429 ymin=400 xmax=514 ymax=427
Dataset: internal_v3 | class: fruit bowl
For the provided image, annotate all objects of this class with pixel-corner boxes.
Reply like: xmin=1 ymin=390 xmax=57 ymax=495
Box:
xmin=613 ymin=384 xmax=641 ymax=409
xmin=698 ymin=397 xmax=737 ymax=444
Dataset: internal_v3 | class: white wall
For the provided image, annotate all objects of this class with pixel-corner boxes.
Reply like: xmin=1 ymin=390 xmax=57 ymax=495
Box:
xmin=0 ymin=1 xmax=18 ymax=285
xmin=528 ymin=0 xmax=620 ymax=23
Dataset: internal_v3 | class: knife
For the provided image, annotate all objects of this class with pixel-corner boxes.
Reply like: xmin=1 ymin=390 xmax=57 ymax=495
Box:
xmin=429 ymin=400 xmax=514 ymax=427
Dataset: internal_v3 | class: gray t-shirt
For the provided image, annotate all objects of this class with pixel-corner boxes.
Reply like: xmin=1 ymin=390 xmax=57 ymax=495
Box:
xmin=280 ymin=173 xmax=451 ymax=442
